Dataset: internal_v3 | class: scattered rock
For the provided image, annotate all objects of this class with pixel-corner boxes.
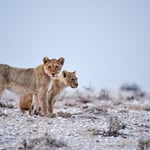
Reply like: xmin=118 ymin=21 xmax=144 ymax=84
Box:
xmin=57 ymin=111 xmax=72 ymax=118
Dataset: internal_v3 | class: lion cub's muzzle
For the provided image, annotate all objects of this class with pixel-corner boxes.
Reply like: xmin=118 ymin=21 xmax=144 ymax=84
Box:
xmin=50 ymin=73 xmax=58 ymax=80
xmin=72 ymin=83 xmax=78 ymax=88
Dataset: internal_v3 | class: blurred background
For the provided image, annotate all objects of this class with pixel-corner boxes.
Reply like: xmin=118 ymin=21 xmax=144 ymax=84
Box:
xmin=0 ymin=0 xmax=150 ymax=90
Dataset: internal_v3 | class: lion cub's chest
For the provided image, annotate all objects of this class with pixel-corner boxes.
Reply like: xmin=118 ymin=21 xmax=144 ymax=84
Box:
xmin=48 ymin=79 xmax=54 ymax=91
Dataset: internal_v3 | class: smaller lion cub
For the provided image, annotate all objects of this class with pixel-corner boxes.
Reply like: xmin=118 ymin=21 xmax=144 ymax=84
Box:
xmin=19 ymin=70 xmax=78 ymax=115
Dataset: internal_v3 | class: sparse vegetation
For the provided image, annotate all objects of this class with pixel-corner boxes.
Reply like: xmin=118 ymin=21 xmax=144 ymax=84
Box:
xmin=98 ymin=89 xmax=110 ymax=100
xmin=107 ymin=115 xmax=126 ymax=136
xmin=0 ymin=84 xmax=149 ymax=150
xmin=137 ymin=139 xmax=150 ymax=150
xmin=120 ymin=83 xmax=141 ymax=92
xmin=89 ymin=115 xmax=126 ymax=138
xmin=18 ymin=133 xmax=67 ymax=150
xmin=120 ymin=83 xmax=145 ymax=99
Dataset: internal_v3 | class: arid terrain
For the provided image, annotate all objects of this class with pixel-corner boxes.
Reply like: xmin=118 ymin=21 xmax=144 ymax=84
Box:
xmin=0 ymin=84 xmax=150 ymax=150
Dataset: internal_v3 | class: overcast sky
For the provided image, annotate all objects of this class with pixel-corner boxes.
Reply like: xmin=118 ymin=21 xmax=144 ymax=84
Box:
xmin=0 ymin=0 xmax=150 ymax=90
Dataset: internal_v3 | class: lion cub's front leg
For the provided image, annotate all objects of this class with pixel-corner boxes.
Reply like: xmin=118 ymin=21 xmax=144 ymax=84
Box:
xmin=31 ymin=94 xmax=41 ymax=115
xmin=47 ymin=91 xmax=54 ymax=113
xmin=38 ymin=88 xmax=49 ymax=116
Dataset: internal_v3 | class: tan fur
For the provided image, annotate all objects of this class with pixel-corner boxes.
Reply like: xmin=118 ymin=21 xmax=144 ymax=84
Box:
xmin=0 ymin=57 xmax=65 ymax=116
xmin=19 ymin=70 xmax=78 ymax=114
xmin=48 ymin=70 xmax=78 ymax=113
xmin=19 ymin=93 xmax=33 ymax=115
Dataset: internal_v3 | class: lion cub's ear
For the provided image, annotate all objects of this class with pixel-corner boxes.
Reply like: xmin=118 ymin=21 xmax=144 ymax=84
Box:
xmin=43 ymin=57 xmax=49 ymax=64
xmin=73 ymin=71 xmax=76 ymax=74
xmin=58 ymin=57 xmax=65 ymax=65
xmin=62 ymin=70 xmax=67 ymax=78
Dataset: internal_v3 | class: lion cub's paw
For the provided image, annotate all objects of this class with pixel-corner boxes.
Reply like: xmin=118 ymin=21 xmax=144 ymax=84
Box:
xmin=46 ymin=112 xmax=56 ymax=118
xmin=30 ymin=105 xmax=41 ymax=116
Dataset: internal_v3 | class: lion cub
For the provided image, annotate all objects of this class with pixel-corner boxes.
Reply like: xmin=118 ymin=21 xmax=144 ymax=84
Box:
xmin=19 ymin=70 xmax=78 ymax=115
xmin=48 ymin=70 xmax=78 ymax=113
xmin=0 ymin=57 xmax=64 ymax=116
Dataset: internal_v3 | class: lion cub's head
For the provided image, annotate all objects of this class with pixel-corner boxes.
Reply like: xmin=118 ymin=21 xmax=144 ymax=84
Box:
xmin=62 ymin=70 xmax=78 ymax=88
xmin=43 ymin=57 xmax=65 ymax=78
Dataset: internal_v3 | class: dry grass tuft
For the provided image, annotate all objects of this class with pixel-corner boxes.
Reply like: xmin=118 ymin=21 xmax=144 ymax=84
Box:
xmin=97 ymin=89 xmax=111 ymax=100
xmin=18 ymin=133 xmax=67 ymax=150
xmin=137 ymin=139 xmax=150 ymax=150
xmin=89 ymin=115 xmax=126 ymax=137
xmin=107 ymin=116 xmax=122 ymax=136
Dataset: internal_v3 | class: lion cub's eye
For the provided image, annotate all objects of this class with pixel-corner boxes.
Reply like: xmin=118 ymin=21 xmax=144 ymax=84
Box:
xmin=55 ymin=65 xmax=59 ymax=69
xmin=48 ymin=65 xmax=51 ymax=69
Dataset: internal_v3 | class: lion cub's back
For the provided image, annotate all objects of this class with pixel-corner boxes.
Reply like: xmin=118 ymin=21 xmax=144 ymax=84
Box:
xmin=0 ymin=64 xmax=11 ymax=75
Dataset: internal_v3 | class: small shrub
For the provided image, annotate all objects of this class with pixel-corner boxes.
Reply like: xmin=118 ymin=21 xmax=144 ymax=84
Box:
xmin=18 ymin=133 xmax=67 ymax=150
xmin=98 ymin=89 xmax=110 ymax=100
xmin=120 ymin=83 xmax=141 ymax=92
xmin=137 ymin=139 xmax=150 ymax=150
xmin=89 ymin=115 xmax=126 ymax=137
xmin=106 ymin=115 xmax=126 ymax=137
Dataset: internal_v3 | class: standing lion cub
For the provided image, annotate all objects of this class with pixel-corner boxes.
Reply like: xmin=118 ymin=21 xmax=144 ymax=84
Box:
xmin=0 ymin=57 xmax=65 ymax=116
xmin=19 ymin=70 xmax=78 ymax=115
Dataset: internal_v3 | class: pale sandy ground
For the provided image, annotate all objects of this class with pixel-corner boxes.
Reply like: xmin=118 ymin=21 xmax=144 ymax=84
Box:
xmin=0 ymin=85 xmax=150 ymax=150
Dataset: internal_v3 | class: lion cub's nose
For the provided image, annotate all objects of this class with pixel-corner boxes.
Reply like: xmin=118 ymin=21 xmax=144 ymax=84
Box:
xmin=51 ymin=73 xmax=55 ymax=77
